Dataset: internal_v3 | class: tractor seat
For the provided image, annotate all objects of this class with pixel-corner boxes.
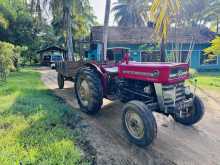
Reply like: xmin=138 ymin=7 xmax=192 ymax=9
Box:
xmin=104 ymin=66 xmax=118 ymax=75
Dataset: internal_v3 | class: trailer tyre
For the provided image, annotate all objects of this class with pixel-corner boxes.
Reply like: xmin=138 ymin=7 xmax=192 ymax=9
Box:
xmin=122 ymin=101 xmax=157 ymax=147
xmin=75 ymin=68 xmax=103 ymax=114
xmin=58 ymin=73 xmax=64 ymax=89
xmin=172 ymin=96 xmax=205 ymax=126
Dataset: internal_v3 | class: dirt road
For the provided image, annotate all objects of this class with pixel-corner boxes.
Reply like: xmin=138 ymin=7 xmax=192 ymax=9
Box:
xmin=39 ymin=68 xmax=220 ymax=165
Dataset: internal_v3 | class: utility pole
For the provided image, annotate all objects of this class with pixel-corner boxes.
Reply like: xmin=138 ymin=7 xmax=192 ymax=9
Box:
xmin=103 ymin=0 xmax=111 ymax=61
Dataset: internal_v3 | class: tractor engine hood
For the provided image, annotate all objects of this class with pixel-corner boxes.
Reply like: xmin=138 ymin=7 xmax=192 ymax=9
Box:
xmin=118 ymin=62 xmax=189 ymax=84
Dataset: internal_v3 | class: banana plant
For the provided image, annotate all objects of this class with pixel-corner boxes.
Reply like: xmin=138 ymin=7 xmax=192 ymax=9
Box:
xmin=150 ymin=0 xmax=181 ymax=62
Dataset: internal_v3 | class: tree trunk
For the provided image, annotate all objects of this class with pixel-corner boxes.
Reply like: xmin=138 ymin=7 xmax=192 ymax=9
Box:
xmin=160 ymin=37 xmax=166 ymax=62
xmin=64 ymin=4 xmax=74 ymax=61
xmin=103 ymin=0 xmax=111 ymax=62
xmin=29 ymin=54 xmax=32 ymax=65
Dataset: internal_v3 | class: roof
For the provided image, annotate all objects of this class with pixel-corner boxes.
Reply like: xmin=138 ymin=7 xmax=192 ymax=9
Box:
xmin=91 ymin=26 xmax=216 ymax=44
xmin=37 ymin=46 xmax=66 ymax=54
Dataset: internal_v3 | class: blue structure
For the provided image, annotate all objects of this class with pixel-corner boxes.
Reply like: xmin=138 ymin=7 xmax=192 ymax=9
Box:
xmin=91 ymin=26 xmax=220 ymax=71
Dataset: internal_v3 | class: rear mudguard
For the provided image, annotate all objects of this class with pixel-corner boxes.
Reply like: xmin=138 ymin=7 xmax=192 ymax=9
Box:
xmin=84 ymin=63 xmax=108 ymax=95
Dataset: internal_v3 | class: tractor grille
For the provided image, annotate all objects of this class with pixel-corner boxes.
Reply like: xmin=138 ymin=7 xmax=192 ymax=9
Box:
xmin=163 ymin=82 xmax=185 ymax=106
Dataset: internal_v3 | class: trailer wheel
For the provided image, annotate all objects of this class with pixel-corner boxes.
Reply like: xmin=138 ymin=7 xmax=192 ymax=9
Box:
xmin=172 ymin=96 xmax=205 ymax=126
xmin=75 ymin=68 xmax=103 ymax=114
xmin=58 ymin=73 xmax=64 ymax=89
xmin=122 ymin=101 xmax=157 ymax=147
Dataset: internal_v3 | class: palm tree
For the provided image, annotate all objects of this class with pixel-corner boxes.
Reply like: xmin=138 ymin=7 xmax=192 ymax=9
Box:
xmin=103 ymin=0 xmax=111 ymax=61
xmin=30 ymin=0 xmax=96 ymax=61
xmin=150 ymin=0 xmax=181 ymax=62
xmin=44 ymin=0 xmax=74 ymax=61
xmin=201 ymin=0 xmax=220 ymax=33
xmin=63 ymin=0 xmax=74 ymax=61
xmin=179 ymin=0 xmax=220 ymax=29
xmin=112 ymin=0 xmax=149 ymax=27
xmin=30 ymin=0 xmax=42 ymax=23
xmin=179 ymin=0 xmax=206 ymax=27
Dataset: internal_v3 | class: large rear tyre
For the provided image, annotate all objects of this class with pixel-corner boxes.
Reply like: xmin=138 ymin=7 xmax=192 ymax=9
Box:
xmin=122 ymin=101 xmax=157 ymax=147
xmin=58 ymin=73 xmax=64 ymax=89
xmin=172 ymin=96 xmax=205 ymax=126
xmin=75 ymin=68 xmax=103 ymax=115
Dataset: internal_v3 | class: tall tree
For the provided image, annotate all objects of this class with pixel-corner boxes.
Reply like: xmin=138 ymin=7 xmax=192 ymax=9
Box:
xmin=63 ymin=0 xmax=74 ymax=61
xmin=30 ymin=0 xmax=97 ymax=61
xmin=103 ymin=0 xmax=111 ymax=61
xmin=42 ymin=0 xmax=74 ymax=61
xmin=201 ymin=0 xmax=220 ymax=33
xmin=112 ymin=0 xmax=149 ymax=27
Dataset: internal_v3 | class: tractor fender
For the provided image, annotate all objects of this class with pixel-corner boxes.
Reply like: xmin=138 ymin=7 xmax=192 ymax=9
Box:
xmin=83 ymin=63 xmax=108 ymax=94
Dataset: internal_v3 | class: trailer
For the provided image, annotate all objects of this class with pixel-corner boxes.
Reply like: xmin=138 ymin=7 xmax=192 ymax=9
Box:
xmin=56 ymin=61 xmax=85 ymax=89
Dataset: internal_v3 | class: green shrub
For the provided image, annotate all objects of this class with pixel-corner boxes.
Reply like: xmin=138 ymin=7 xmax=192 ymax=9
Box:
xmin=0 ymin=41 xmax=22 ymax=80
xmin=0 ymin=41 xmax=13 ymax=80
xmin=189 ymin=68 xmax=198 ymax=78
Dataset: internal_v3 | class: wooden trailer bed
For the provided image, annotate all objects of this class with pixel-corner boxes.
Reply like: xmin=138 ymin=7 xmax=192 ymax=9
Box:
xmin=56 ymin=61 xmax=84 ymax=80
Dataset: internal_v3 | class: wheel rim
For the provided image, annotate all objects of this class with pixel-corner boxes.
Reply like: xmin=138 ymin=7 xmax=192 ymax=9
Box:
xmin=125 ymin=109 xmax=145 ymax=139
xmin=186 ymin=107 xmax=194 ymax=117
xmin=180 ymin=105 xmax=196 ymax=118
xmin=79 ymin=80 xmax=90 ymax=107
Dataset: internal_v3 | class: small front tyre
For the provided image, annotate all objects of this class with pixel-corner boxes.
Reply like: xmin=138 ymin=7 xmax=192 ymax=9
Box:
xmin=172 ymin=96 xmax=205 ymax=126
xmin=122 ymin=101 xmax=157 ymax=147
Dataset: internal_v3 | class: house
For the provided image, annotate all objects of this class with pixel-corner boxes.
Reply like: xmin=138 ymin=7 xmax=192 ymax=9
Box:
xmin=37 ymin=46 xmax=66 ymax=65
xmin=91 ymin=26 xmax=220 ymax=71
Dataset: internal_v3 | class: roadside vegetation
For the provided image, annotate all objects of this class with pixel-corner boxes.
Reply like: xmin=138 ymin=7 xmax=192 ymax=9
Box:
xmin=0 ymin=0 xmax=97 ymax=81
xmin=0 ymin=68 xmax=89 ymax=165
xmin=194 ymin=72 xmax=220 ymax=90
xmin=189 ymin=69 xmax=220 ymax=91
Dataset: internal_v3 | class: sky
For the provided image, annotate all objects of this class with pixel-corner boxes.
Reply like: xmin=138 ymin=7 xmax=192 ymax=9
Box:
xmin=89 ymin=0 xmax=117 ymax=26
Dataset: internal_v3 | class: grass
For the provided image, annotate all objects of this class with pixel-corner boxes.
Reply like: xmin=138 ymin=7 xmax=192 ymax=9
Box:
xmin=189 ymin=70 xmax=220 ymax=90
xmin=0 ymin=69 xmax=88 ymax=165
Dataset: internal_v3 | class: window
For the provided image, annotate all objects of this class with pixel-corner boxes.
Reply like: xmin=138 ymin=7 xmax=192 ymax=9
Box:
xmin=52 ymin=55 xmax=63 ymax=61
xmin=200 ymin=52 xmax=217 ymax=65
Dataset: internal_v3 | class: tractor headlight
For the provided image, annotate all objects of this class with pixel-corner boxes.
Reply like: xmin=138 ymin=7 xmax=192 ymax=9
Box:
xmin=169 ymin=68 xmax=188 ymax=79
xmin=169 ymin=73 xmax=177 ymax=79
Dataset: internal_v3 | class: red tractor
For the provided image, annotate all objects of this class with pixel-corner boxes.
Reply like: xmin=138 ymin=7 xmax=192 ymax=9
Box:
xmin=56 ymin=41 xmax=204 ymax=147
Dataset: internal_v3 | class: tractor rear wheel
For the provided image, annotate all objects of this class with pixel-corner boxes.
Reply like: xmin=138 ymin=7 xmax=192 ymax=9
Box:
xmin=58 ymin=73 xmax=64 ymax=89
xmin=75 ymin=68 xmax=103 ymax=114
xmin=172 ymin=96 xmax=205 ymax=126
xmin=122 ymin=101 xmax=157 ymax=147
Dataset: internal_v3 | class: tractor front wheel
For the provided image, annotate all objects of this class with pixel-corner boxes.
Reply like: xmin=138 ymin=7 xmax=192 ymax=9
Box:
xmin=75 ymin=68 xmax=103 ymax=114
xmin=58 ymin=73 xmax=64 ymax=89
xmin=122 ymin=101 xmax=157 ymax=147
xmin=172 ymin=96 xmax=205 ymax=126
